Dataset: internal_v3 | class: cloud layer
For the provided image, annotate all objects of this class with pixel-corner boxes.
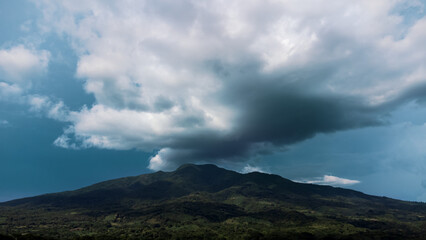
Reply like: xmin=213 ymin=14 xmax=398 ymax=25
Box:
xmin=35 ymin=0 xmax=426 ymax=170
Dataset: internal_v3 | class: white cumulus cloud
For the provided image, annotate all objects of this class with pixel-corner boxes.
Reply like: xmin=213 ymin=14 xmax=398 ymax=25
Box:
xmin=0 ymin=45 xmax=49 ymax=83
xmin=0 ymin=45 xmax=50 ymax=102
xmin=28 ymin=95 xmax=70 ymax=122
xmin=0 ymin=46 xmax=69 ymax=124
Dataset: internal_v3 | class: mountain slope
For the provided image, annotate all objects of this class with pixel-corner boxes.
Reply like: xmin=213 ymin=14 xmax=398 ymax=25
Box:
xmin=1 ymin=164 xmax=426 ymax=239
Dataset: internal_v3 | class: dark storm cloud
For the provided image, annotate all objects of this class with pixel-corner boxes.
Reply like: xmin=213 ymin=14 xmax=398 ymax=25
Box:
xmin=153 ymin=74 xmax=389 ymax=169
xmin=151 ymin=56 xmax=426 ymax=170
xmin=142 ymin=58 xmax=393 ymax=169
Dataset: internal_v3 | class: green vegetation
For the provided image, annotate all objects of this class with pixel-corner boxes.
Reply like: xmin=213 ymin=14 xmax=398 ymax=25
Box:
xmin=1 ymin=164 xmax=426 ymax=239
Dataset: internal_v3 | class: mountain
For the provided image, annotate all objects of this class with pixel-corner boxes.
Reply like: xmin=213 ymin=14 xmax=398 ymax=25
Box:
xmin=1 ymin=164 xmax=426 ymax=240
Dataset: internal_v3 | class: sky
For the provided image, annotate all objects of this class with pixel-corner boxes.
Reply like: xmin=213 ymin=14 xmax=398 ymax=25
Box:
xmin=1 ymin=0 xmax=426 ymax=202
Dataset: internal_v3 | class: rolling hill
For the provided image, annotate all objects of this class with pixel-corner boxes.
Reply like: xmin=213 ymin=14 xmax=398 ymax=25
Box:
xmin=1 ymin=164 xmax=426 ymax=239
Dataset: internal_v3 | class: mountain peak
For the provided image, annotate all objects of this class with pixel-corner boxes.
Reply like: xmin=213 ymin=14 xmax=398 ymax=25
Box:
xmin=175 ymin=163 xmax=221 ymax=171
xmin=2 ymin=163 xmax=426 ymax=239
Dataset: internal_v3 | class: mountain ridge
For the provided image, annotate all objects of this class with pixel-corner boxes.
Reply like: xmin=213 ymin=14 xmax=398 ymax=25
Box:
xmin=1 ymin=163 xmax=374 ymax=207
xmin=1 ymin=164 xmax=426 ymax=239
